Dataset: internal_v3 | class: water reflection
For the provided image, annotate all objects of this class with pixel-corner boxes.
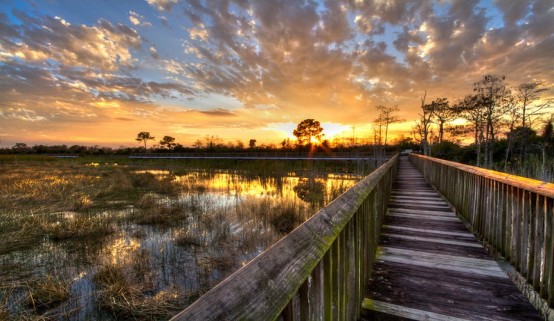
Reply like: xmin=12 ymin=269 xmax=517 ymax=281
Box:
xmin=293 ymin=178 xmax=325 ymax=207
xmin=1 ymin=169 xmax=361 ymax=320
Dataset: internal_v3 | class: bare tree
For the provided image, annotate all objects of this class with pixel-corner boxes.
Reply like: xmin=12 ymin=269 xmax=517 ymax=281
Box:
xmin=235 ymin=140 xmax=244 ymax=149
xmin=375 ymin=104 xmax=402 ymax=148
xmin=429 ymin=98 xmax=452 ymax=144
xmin=281 ymin=138 xmax=293 ymax=149
xmin=516 ymin=81 xmax=549 ymax=128
xmin=453 ymin=95 xmax=486 ymax=166
xmin=204 ymin=135 xmax=223 ymax=150
xmin=414 ymin=91 xmax=433 ymax=155
xmin=473 ymin=74 xmax=507 ymax=167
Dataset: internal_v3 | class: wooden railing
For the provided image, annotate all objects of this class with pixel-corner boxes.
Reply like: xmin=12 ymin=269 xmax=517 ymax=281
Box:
xmin=410 ymin=153 xmax=554 ymax=307
xmin=170 ymin=155 xmax=398 ymax=321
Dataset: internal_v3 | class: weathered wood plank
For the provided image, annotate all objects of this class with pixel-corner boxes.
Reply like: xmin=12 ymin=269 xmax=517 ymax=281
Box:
xmin=362 ymin=299 xmax=470 ymax=321
xmin=383 ymin=215 xmax=470 ymax=233
xmin=366 ymin=261 xmax=544 ymax=321
xmin=386 ymin=212 xmax=459 ymax=221
xmin=364 ymin=157 xmax=543 ymax=321
xmin=382 ymin=225 xmax=475 ymax=238
xmin=379 ymin=237 xmax=491 ymax=259
xmin=381 ymin=233 xmax=482 ymax=248
xmin=408 ymin=154 xmax=551 ymax=317
xmin=388 ymin=207 xmax=456 ymax=217
xmin=170 ymin=155 xmax=399 ymax=321
xmin=377 ymin=246 xmax=507 ymax=278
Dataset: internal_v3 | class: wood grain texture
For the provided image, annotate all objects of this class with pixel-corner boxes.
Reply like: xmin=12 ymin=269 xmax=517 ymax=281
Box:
xmin=170 ymin=156 xmax=399 ymax=321
xmin=363 ymin=157 xmax=543 ymax=321
xmin=410 ymin=152 xmax=554 ymax=310
xmin=410 ymin=153 xmax=554 ymax=198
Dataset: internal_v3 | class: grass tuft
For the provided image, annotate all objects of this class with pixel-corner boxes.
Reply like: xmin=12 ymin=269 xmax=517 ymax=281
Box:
xmin=93 ymin=264 xmax=183 ymax=320
xmin=26 ymin=275 xmax=70 ymax=313
xmin=269 ymin=202 xmax=305 ymax=233
xmin=130 ymin=194 xmax=189 ymax=226
xmin=43 ymin=213 xmax=114 ymax=242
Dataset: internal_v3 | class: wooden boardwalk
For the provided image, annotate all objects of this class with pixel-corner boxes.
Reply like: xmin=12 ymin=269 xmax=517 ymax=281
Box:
xmin=361 ymin=157 xmax=543 ymax=321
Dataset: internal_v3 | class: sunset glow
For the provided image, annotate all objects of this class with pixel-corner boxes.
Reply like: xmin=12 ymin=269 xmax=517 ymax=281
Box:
xmin=1 ymin=0 xmax=553 ymax=147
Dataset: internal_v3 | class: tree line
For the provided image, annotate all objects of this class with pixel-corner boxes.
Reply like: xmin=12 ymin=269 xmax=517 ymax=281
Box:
xmin=4 ymin=74 xmax=552 ymax=182
xmin=411 ymin=74 xmax=553 ymax=180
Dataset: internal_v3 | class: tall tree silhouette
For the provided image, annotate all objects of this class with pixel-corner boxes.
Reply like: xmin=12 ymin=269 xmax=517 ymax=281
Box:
xmin=293 ymin=119 xmax=324 ymax=146
xmin=135 ymin=132 xmax=155 ymax=150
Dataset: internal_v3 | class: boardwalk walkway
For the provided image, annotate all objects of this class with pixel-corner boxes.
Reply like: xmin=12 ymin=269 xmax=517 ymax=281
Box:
xmin=361 ymin=157 xmax=543 ymax=321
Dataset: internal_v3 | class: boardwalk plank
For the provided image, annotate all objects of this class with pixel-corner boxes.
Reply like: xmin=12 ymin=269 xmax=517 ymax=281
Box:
xmin=381 ymin=233 xmax=483 ymax=248
xmin=362 ymin=157 xmax=542 ymax=321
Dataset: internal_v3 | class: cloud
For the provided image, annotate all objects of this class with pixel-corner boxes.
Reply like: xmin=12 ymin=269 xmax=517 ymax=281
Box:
xmin=1 ymin=108 xmax=47 ymax=122
xmin=149 ymin=46 xmax=160 ymax=59
xmin=1 ymin=0 xmax=553 ymax=147
xmin=129 ymin=11 xmax=152 ymax=27
xmin=198 ymin=108 xmax=236 ymax=116
xmin=146 ymin=0 xmax=179 ymax=12
xmin=493 ymin=0 xmax=530 ymax=26
xmin=171 ymin=0 xmax=554 ymax=127
xmin=1 ymin=11 xmax=142 ymax=72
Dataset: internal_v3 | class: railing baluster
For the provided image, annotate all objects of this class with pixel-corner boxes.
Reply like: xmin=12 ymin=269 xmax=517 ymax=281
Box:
xmin=547 ymin=198 xmax=554 ymax=306
xmin=532 ymin=195 xmax=544 ymax=292
xmin=409 ymin=153 xmax=554 ymax=311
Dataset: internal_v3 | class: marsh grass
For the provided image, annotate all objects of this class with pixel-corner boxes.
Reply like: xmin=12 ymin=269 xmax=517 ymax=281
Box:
xmin=129 ymin=194 xmax=190 ymax=226
xmin=269 ymin=202 xmax=306 ymax=233
xmin=499 ymin=155 xmax=554 ymax=183
xmin=93 ymin=262 xmax=183 ymax=320
xmin=26 ymin=275 xmax=70 ymax=313
xmin=174 ymin=230 xmax=204 ymax=247
xmin=0 ymin=211 xmax=48 ymax=255
xmin=0 ymin=230 xmax=43 ymax=255
xmin=42 ymin=213 xmax=115 ymax=242
xmin=0 ymin=157 xmax=364 ymax=320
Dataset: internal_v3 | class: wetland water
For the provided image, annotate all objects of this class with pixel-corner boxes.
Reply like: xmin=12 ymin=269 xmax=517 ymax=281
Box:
xmin=0 ymin=159 xmax=371 ymax=320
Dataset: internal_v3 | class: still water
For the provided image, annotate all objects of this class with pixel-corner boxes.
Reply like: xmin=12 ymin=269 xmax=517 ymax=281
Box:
xmin=1 ymin=167 xmax=362 ymax=320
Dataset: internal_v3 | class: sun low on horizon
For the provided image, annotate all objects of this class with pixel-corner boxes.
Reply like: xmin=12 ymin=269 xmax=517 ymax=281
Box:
xmin=1 ymin=0 xmax=553 ymax=148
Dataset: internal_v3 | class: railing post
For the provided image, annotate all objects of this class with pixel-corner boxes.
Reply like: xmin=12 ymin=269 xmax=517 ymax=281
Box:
xmin=409 ymin=153 xmax=554 ymax=310
xmin=171 ymin=155 xmax=399 ymax=320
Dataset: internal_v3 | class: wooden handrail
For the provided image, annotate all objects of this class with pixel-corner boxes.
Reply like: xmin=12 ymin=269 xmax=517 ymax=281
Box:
xmin=410 ymin=153 xmax=554 ymax=308
xmin=170 ymin=155 xmax=399 ymax=321
xmin=411 ymin=154 xmax=554 ymax=198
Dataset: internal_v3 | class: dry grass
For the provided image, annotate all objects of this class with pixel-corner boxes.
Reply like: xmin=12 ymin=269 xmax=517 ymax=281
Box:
xmin=235 ymin=195 xmax=308 ymax=235
xmin=42 ymin=213 xmax=114 ymax=242
xmin=198 ymin=253 xmax=236 ymax=274
xmin=0 ymin=230 xmax=43 ymax=255
xmin=26 ymin=275 xmax=70 ymax=313
xmin=269 ymin=202 xmax=305 ymax=233
xmin=129 ymin=194 xmax=190 ymax=226
xmin=174 ymin=230 xmax=204 ymax=247
xmin=0 ymin=159 xmax=363 ymax=320
xmin=0 ymin=212 xmax=47 ymax=255
xmin=93 ymin=263 xmax=183 ymax=320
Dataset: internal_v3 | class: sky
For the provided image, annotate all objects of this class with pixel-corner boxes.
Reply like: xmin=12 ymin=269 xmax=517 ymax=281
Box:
xmin=0 ymin=0 xmax=553 ymax=148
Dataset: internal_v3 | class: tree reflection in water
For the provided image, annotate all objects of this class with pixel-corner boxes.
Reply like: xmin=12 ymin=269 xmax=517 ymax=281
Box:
xmin=293 ymin=177 xmax=325 ymax=207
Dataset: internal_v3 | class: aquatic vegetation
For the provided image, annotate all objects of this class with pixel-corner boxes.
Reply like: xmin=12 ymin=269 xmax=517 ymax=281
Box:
xmin=0 ymin=158 xmax=367 ymax=320
xmin=26 ymin=275 xmax=70 ymax=313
